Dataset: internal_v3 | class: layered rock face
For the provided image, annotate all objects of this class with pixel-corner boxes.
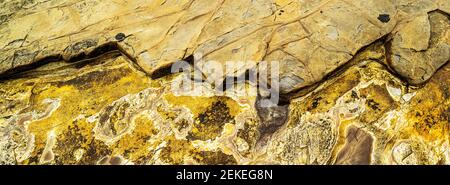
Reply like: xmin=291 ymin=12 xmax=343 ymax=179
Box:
xmin=0 ymin=0 xmax=449 ymax=165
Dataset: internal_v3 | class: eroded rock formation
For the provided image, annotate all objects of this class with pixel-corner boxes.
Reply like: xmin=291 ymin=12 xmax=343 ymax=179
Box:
xmin=0 ymin=0 xmax=449 ymax=165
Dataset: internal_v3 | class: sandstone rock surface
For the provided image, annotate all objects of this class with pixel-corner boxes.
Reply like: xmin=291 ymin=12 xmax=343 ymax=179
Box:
xmin=1 ymin=0 xmax=449 ymax=92
xmin=0 ymin=0 xmax=449 ymax=165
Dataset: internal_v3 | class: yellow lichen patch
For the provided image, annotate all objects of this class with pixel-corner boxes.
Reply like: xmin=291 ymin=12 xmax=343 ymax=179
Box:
xmin=164 ymin=93 xmax=244 ymax=141
xmin=359 ymin=62 xmax=404 ymax=89
xmin=304 ymin=68 xmax=361 ymax=113
xmin=405 ymin=64 xmax=450 ymax=142
xmin=0 ymin=80 xmax=34 ymax=118
xmin=222 ymin=123 xmax=236 ymax=137
xmin=164 ymin=94 xmax=242 ymax=117
xmin=111 ymin=114 xmax=158 ymax=164
xmin=3 ymin=56 xmax=153 ymax=164
xmin=359 ymin=84 xmax=397 ymax=123
xmin=159 ymin=135 xmax=198 ymax=165
xmin=187 ymin=98 xmax=237 ymax=141
xmin=288 ymin=66 xmax=361 ymax=128
xmin=225 ymin=97 xmax=242 ymax=117
xmin=192 ymin=151 xmax=237 ymax=165
xmin=52 ymin=119 xmax=111 ymax=165
xmin=164 ymin=94 xmax=216 ymax=117
xmin=159 ymin=135 xmax=237 ymax=165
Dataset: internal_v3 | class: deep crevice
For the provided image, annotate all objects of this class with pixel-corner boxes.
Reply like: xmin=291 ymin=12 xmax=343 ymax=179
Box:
xmin=0 ymin=54 xmax=62 ymax=80
xmin=252 ymin=35 xmax=402 ymax=147
xmin=150 ymin=54 xmax=195 ymax=79
xmin=280 ymin=34 xmax=414 ymax=102
xmin=0 ymin=41 xmax=144 ymax=81
xmin=2 ymin=51 xmax=122 ymax=80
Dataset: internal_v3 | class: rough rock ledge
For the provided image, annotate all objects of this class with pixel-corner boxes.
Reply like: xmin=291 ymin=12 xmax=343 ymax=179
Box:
xmin=0 ymin=0 xmax=449 ymax=165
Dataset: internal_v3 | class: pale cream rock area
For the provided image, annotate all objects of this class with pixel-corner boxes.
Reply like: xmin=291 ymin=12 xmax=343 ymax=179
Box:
xmin=0 ymin=0 xmax=449 ymax=92
xmin=0 ymin=0 xmax=449 ymax=165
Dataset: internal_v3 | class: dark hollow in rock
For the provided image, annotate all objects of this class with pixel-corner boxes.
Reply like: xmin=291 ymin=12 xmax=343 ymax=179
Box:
xmin=377 ymin=14 xmax=390 ymax=23
xmin=255 ymin=95 xmax=289 ymax=147
xmin=150 ymin=54 xmax=195 ymax=79
xmin=115 ymin=33 xmax=126 ymax=42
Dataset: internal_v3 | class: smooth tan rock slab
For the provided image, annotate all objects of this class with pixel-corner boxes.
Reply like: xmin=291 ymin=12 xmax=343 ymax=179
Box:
xmin=1 ymin=0 xmax=449 ymax=93
xmin=389 ymin=11 xmax=450 ymax=85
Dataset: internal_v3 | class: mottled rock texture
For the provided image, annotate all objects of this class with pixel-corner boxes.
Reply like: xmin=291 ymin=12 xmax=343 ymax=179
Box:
xmin=0 ymin=0 xmax=449 ymax=165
